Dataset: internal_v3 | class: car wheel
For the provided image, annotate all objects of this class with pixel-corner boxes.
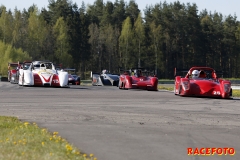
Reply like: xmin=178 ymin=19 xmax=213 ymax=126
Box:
xmin=118 ymin=81 xmax=122 ymax=89
xmin=174 ymin=86 xmax=177 ymax=95
xmin=178 ymin=85 xmax=182 ymax=95
xmin=20 ymin=74 xmax=24 ymax=86
xmin=229 ymin=88 xmax=232 ymax=97
xmin=123 ymin=82 xmax=128 ymax=90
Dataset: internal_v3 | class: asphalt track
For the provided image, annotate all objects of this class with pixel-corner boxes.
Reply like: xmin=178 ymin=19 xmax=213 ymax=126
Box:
xmin=0 ymin=82 xmax=240 ymax=160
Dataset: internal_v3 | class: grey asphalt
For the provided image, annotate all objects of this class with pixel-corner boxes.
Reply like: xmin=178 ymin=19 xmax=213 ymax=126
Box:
xmin=0 ymin=82 xmax=240 ymax=160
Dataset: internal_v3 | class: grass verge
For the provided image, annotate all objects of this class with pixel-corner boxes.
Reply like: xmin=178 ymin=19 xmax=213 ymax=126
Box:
xmin=0 ymin=116 xmax=97 ymax=160
xmin=157 ymin=85 xmax=240 ymax=97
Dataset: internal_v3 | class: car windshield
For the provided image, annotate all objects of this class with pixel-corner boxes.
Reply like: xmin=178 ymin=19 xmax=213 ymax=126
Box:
xmin=44 ymin=63 xmax=52 ymax=69
xmin=23 ymin=64 xmax=31 ymax=70
xmin=72 ymin=75 xmax=77 ymax=78
xmin=190 ymin=69 xmax=214 ymax=79
xmin=34 ymin=64 xmax=40 ymax=69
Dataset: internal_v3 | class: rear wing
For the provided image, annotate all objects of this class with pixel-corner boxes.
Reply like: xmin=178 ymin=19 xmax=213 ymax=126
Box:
xmin=119 ymin=68 xmax=156 ymax=77
xmin=119 ymin=68 xmax=131 ymax=75
xmin=63 ymin=68 xmax=76 ymax=74
xmin=8 ymin=62 xmax=22 ymax=70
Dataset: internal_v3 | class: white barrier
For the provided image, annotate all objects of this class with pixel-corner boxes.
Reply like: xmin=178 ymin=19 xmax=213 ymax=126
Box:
xmin=232 ymin=86 xmax=240 ymax=90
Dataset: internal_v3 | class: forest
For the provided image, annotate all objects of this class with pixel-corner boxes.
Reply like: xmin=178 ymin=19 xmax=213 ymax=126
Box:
xmin=0 ymin=0 xmax=240 ymax=79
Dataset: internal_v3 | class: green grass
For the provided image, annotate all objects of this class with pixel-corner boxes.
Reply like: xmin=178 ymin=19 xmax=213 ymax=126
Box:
xmin=158 ymin=85 xmax=174 ymax=91
xmin=0 ymin=116 xmax=97 ymax=160
xmin=225 ymin=78 xmax=240 ymax=80
xmin=233 ymin=90 xmax=240 ymax=97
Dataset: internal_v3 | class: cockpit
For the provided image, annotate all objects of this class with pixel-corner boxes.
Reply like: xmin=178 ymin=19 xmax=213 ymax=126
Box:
xmin=33 ymin=62 xmax=54 ymax=70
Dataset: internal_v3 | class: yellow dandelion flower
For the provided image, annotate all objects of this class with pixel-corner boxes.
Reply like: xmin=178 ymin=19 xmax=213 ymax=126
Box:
xmin=93 ymin=158 xmax=97 ymax=160
xmin=58 ymin=136 xmax=62 ymax=140
xmin=13 ymin=141 xmax=17 ymax=145
xmin=33 ymin=122 xmax=36 ymax=125
xmin=24 ymin=122 xmax=29 ymax=125
xmin=9 ymin=132 xmax=12 ymax=135
xmin=22 ymin=152 xmax=24 ymax=155
xmin=42 ymin=142 xmax=45 ymax=146
xmin=76 ymin=151 xmax=80 ymax=155
xmin=49 ymin=137 xmax=52 ymax=141
xmin=50 ymin=152 xmax=53 ymax=156
xmin=42 ymin=129 xmax=47 ymax=132
xmin=6 ymin=138 xmax=9 ymax=141
xmin=53 ymin=132 xmax=58 ymax=135
xmin=23 ymin=142 xmax=26 ymax=145
xmin=65 ymin=144 xmax=73 ymax=151
xmin=53 ymin=135 xmax=57 ymax=138
xmin=83 ymin=154 xmax=87 ymax=157
xmin=18 ymin=140 xmax=22 ymax=143
xmin=90 ymin=154 xmax=94 ymax=157
xmin=55 ymin=140 xmax=59 ymax=143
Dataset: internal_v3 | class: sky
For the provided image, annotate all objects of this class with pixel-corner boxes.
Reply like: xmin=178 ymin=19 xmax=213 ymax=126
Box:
xmin=1 ymin=0 xmax=240 ymax=20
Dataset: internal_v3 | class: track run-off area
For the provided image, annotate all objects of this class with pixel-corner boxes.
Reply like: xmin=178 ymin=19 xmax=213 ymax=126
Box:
xmin=0 ymin=81 xmax=240 ymax=160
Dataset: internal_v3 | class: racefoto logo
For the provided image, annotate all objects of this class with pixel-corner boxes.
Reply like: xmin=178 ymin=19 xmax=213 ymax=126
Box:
xmin=187 ymin=148 xmax=235 ymax=156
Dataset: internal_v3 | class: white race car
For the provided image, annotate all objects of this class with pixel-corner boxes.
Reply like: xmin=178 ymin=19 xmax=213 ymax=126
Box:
xmin=18 ymin=61 xmax=69 ymax=87
xmin=91 ymin=69 xmax=119 ymax=86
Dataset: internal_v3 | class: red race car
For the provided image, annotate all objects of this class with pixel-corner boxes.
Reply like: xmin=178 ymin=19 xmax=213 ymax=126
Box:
xmin=174 ymin=67 xmax=232 ymax=98
xmin=8 ymin=62 xmax=22 ymax=83
xmin=118 ymin=68 xmax=158 ymax=91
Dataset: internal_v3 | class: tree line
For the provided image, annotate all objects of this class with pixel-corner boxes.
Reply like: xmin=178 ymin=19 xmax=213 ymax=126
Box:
xmin=0 ymin=0 xmax=240 ymax=79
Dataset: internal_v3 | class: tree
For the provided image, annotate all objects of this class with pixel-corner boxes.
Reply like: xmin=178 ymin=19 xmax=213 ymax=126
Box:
xmin=133 ymin=13 xmax=145 ymax=67
xmin=53 ymin=17 xmax=72 ymax=67
xmin=0 ymin=6 xmax=14 ymax=44
xmin=119 ymin=16 xmax=133 ymax=68
xmin=149 ymin=21 xmax=163 ymax=75
xmin=88 ymin=23 xmax=100 ymax=71
xmin=0 ymin=41 xmax=31 ymax=76
xmin=27 ymin=6 xmax=48 ymax=60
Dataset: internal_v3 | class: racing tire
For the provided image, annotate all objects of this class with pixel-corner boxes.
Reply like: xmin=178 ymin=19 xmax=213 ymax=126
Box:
xmin=123 ymin=83 xmax=128 ymax=90
xmin=21 ymin=74 xmax=24 ymax=86
xmin=8 ymin=73 xmax=10 ymax=82
xmin=229 ymin=88 xmax=232 ymax=97
xmin=177 ymin=85 xmax=182 ymax=96
xmin=119 ymin=81 xmax=122 ymax=89
xmin=174 ymin=86 xmax=177 ymax=95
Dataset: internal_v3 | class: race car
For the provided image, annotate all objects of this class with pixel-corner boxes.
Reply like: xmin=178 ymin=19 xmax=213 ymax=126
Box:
xmin=18 ymin=61 xmax=69 ymax=87
xmin=72 ymin=74 xmax=81 ymax=85
xmin=8 ymin=62 xmax=21 ymax=83
xmin=91 ymin=70 xmax=119 ymax=86
xmin=62 ymin=69 xmax=80 ymax=85
xmin=118 ymin=68 xmax=158 ymax=91
xmin=174 ymin=66 xmax=232 ymax=98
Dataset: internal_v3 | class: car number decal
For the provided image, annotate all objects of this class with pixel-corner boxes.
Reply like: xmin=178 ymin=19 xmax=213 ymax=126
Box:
xmin=52 ymin=79 xmax=59 ymax=83
xmin=213 ymin=91 xmax=220 ymax=95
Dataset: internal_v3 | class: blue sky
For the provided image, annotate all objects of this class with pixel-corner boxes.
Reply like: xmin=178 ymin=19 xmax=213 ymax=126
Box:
xmin=1 ymin=0 xmax=240 ymax=20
